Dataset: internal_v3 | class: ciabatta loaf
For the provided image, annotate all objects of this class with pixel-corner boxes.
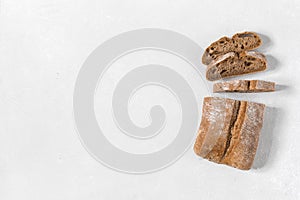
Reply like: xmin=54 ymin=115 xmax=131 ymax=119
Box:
xmin=194 ymin=97 xmax=265 ymax=170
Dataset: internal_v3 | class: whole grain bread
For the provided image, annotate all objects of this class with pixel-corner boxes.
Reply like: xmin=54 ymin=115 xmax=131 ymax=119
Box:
xmin=194 ymin=97 xmax=265 ymax=170
xmin=202 ymin=31 xmax=262 ymax=65
xmin=206 ymin=51 xmax=267 ymax=81
xmin=213 ymin=80 xmax=275 ymax=93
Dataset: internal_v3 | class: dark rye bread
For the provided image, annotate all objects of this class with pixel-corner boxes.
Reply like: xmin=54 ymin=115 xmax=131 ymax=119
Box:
xmin=213 ymin=80 xmax=275 ymax=93
xmin=202 ymin=31 xmax=262 ymax=65
xmin=194 ymin=97 xmax=265 ymax=170
xmin=206 ymin=51 xmax=267 ymax=81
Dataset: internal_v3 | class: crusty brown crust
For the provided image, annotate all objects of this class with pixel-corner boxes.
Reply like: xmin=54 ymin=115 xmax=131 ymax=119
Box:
xmin=194 ymin=97 xmax=265 ymax=170
xmin=213 ymin=80 xmax=275 ymax=93
xmin=249 ymin=80 xmax=275 ymax=92
xmin=206 ymin=51 xmax=267 ymax=81
xmin=202 ymin=31 xmax=262 ymax=65
xmin=221 ymin=102 xmax=265 ymax=170
xmin=194 ymin=97 xmax=236 ymax=163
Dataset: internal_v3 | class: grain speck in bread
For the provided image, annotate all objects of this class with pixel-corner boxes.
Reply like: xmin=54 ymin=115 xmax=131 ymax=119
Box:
xmin=213 ymin=80 xmax=275 ymax=93
xmin=194 ymin=97 xmax=265 ymax=170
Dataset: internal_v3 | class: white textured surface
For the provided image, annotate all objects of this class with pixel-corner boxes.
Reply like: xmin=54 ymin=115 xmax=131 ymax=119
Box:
xmin=0 ymin=0 xmax=300 ymax=199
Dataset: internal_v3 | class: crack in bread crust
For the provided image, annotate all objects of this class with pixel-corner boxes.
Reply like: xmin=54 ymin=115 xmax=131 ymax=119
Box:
xmin=222 ymin=101 xmax=247 ymax=162
xmin=221 ymin=100 xmax=241 ymax=160
xmin=194 ymin=97 xmax=265 ymax=170
xmin=194 ymin=97 xmax=235 ymax=163
xmin=247 ymin=80 xmax=251 ymax=90
xmin=221 ymin=101 xmax=249 ymax=169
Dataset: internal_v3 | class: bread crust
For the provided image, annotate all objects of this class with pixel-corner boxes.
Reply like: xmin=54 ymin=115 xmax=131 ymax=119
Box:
xmin=194 ymin=97 xmax=236 ymax=162
xmin=221 ymin=102 xmax=265 ymax=170
xmin=213 ymin=80 xmax=275 ymax=93
xmin=194 ymin=97 xmax=265 ymax=170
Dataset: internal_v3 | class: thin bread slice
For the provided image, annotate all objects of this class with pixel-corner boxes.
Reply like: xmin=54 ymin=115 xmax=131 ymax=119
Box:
xmin=213 ymin=80 xmax=275 ymax=93
xmin=202 ymin=31 xmax=262 ymax=65
xmin=194 ymin=97 xmax=265 ymax=170
xmin=232 ymin=32 xmax=262 ymax=51
xmin=206 ymin=51 xmax=267 ymax=81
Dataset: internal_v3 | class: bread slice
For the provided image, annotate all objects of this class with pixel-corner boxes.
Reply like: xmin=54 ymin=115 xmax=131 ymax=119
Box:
xmin=232 ymin=31 xmax=262 ymax=51
xmin=206 ymin=51 xmax=267 ymax=81
xmin=194 ymin=97 xmax=265 ymax=170
xmin=202 ymin=31 xmax=262 ymax=65
xmin=213 ymin=80 xmax=275 ymax=93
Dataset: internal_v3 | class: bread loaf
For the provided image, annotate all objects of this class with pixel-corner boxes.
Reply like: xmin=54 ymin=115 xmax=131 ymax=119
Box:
xmin=194 ymin=97 xmax=265 ymax=170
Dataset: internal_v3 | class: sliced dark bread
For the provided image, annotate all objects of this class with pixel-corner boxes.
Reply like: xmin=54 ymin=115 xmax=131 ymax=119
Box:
xmin=202 ymin=31 xmax=262 ymax=65
xmin=232 ymin=32 xmax=262 ymax=50
xmin=206 ymin=51 xmax=267 ymax=81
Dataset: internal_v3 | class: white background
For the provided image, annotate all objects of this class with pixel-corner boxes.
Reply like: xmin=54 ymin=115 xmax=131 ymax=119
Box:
xmin=1 ymin=0 xmax=300 ymax=199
